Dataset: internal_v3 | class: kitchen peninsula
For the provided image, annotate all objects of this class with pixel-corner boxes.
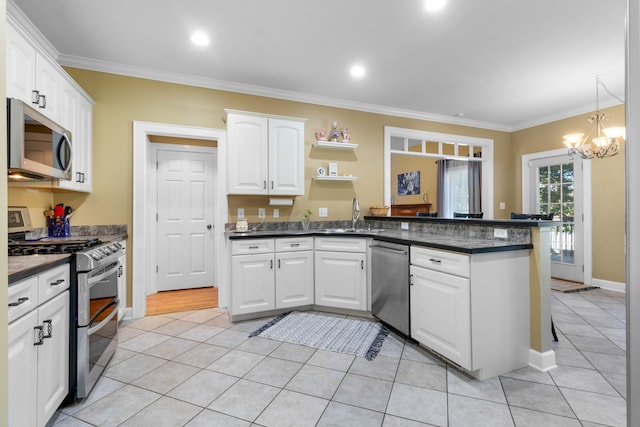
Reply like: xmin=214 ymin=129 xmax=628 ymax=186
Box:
xmin=226 ymin=215 xmax=559 ymax=378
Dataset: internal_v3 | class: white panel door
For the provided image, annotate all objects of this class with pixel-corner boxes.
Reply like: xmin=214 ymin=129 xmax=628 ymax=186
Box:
xmin=268 ymin=118 xmax=305 ymax=195
xmin=227 ymin=114 xmax=269 ymax=194
xmin=276 ymin=250 xmax=314 ymax=308
xmin=34 ymin=52 xmax=61 ymax=122
xmin=314 ymin=251 xmax=366 ymax=310
xmin=231 ymin=253 xmax=275 ymax=315
xmin=157 ymin=149 xmax=215 ymax=291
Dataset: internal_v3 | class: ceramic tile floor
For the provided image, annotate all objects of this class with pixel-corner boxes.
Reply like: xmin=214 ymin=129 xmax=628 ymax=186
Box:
xmin=47 ymin=288 xmax=627 ymax=426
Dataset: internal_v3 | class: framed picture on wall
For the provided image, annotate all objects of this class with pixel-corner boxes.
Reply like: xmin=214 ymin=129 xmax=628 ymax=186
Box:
xmin=397 ymin=171 xmax=420 ymax=195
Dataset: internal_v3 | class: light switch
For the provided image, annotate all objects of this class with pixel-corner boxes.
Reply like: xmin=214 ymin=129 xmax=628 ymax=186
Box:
xmin=273 ymin=208 xmax=279 ymax=218
xmin=499 ymin=202 xmax=506 ymax=210
xmin=494 ymin=228 xmax=508 ymax=239
xmin=237 ymin=208 xmax=245 ymax=219
xmin=319 ymin=208 xmax=328 ymax=217
xmin=258 ymin=208 xmax=265 ymax=218
xmin=401 ymin=222 xmax=409 ymax=230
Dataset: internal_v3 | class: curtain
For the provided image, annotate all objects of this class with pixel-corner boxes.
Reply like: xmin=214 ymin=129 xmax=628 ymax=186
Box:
xmin=436 ymin=160 xmax=445 ymax=218
xmin=468 ymin=161 xmax=482 ymax=213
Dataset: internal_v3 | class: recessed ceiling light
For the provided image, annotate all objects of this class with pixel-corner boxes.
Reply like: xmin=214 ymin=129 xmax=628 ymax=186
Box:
xmin=350 ymin=65 xmax=366 ymax=78
xmin=190 ymin=31 xmax=210 ymax=47
xmin=424 ymin=0 xmax=446 ymax=12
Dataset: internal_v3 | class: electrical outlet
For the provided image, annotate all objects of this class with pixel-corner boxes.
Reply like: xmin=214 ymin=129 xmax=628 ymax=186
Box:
xmin=273 ymin=208 xmax=279 ymax=218
xmin=319 ymin=207 xmax=328 ymax=217
xmin=401 ymin=222 xmax=409 ymax=230
xmin=499 ymin=202 xmax=506 ymax=210
xmin=237 ymin=208 xmax=245 ymax=219
xmin=258 ymin=208 xmax=265 ymax=218
xmin=494 ymin=228 xmax=508 ymax=239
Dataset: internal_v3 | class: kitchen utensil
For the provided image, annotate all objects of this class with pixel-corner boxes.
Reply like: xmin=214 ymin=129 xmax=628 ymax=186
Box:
xmin=64 ymin=206 xmax=73 ymax=218
xmin=54 ymin=204 xmax=64 ymax=217
xmin=43 ymin=209 xmax=55 ymax=217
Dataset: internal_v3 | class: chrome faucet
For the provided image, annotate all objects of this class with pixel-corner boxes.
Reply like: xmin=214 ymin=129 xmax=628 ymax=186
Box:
xmin=352 ymin=197 xmax=361 ymax=230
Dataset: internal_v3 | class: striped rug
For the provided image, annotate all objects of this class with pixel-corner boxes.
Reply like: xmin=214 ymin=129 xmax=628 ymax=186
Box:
xmin=249 ymin=311 xmax=389 ymax=360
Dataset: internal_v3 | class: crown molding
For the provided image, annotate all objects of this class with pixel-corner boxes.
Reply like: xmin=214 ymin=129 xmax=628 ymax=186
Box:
xmin=57 ymin=54 xmax=514 ymax=133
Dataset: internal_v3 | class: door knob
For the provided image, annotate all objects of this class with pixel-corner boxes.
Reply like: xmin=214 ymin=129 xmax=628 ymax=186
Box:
xmin=207 ymin=224 xmax=212 ymax=230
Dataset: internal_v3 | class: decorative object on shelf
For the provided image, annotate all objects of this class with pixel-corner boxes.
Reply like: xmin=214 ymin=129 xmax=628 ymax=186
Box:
xmin=370 ymin=206 xmax=390 ymax=216
xmin=315 ymin=128 xmax=327 ymax=141
xmin=341 ymin=128 xmax=351 ymax=143
xmin=329 ymin=121 xmax=341 ymax=142
xmin=316 ymin=166 xmax=326 ymax=176
xmin=328 ymin=162 xmax=338 ymax=176
xmin=301 ymin=209 xmax=312 ymax=230
xmin=563 ymin=76 xmax=625 ymax=159
xmin=397 ymin=171 xmax=420 ymax=195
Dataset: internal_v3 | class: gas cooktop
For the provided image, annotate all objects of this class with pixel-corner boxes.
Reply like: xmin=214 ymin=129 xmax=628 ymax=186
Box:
xmin=8 ymin=238 xmax=102 ymax=256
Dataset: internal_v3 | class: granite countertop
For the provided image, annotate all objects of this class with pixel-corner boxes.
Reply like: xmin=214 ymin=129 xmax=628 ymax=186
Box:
xmin=226 ymin=229 xmax=532 ymax=254
xmin=8 ymin=254 xmax=72 ymax=285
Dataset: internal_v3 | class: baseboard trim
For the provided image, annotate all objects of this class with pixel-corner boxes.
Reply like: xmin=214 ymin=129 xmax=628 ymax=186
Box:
xmin=591 ymin=278 xmax=626 ymax=293
xmin=529 ymin=349 xmax=557 ymax=372
xmin=120 ymin=307 xmax=134 ymax=322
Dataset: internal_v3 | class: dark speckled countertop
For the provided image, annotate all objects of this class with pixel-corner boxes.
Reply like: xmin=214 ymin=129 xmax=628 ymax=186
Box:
xmin=226 ymin=228 xmax=532 ymax=254
xmin=9 ymin=254 xmax=72 ymax=284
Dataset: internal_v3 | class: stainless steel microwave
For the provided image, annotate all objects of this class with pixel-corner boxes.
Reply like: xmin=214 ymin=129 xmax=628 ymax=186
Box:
xmin=7 ymin=97 xmax=72 ymax=181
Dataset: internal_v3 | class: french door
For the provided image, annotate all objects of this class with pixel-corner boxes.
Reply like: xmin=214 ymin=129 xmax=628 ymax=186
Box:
xmin=526 ymin=153 xmax=585 ymax=282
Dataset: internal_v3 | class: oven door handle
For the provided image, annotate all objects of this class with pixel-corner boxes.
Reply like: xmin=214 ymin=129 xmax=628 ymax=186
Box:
xmin=87 ymin=262 xmax=119 ymax=286
xmin=87 ymin=298 xmax=119 ymax=335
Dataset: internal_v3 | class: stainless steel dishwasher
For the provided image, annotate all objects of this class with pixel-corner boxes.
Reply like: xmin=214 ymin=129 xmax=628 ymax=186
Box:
xmin=371 ymin=240 xmax=410 ymax=335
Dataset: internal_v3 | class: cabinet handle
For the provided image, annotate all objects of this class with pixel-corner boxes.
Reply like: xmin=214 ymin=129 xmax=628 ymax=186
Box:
xmin=42 ymin=320 xmax=53 ymax=339
xmin=361 ymin=260 xmax=364 ymax=270
xmin=31 ymin=90 xmax=40 ymax=105
xmin=270 ymin=260 xmax=273 ymax=269
xmin=271 ymin=181 xmax=274 ymax=189
xmin=290 ymin=243 xmax=300 ymax=247
xmin=8 ymin=297 xmax=29 ymax=307
xmin=263 ymin=181 xmax=267 ymax=190
xmin=34 ymin=326 xmax=44 ymax=346
xmin=249 ymin=245 xmax=259 ymax=250
xmin=410 ymin=274 xmax=414 ymax=286
xmin=39 ymin=94 xmax=47 ymax=109
xmin=278 ymin=259 xmax=281 ymax=269
xmin=50 ymin=279 xmax=65 ymax=286
xmin=429 ymin=258 xmax=442 ymax=264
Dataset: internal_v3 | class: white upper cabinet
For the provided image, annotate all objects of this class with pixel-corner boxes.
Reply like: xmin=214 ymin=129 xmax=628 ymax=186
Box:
xmin=6 ymin=17 xmax=94 ymax=193
xmin=226 ymin=110 xmax=306 ymax=195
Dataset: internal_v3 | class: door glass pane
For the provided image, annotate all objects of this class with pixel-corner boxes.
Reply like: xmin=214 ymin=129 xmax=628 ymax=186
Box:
xmin=539 ymin=162 xmax=575 ymax=266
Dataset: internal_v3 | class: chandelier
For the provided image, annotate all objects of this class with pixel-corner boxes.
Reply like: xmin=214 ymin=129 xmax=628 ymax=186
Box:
xmin=563 ymin=77 xmax=625 ymax=159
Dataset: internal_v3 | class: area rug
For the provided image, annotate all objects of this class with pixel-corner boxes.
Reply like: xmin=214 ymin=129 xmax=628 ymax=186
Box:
xmin=249 ymin=311 xmax=389 ymax=360
xmin=551 ymin=280 xmax=599 ymax=293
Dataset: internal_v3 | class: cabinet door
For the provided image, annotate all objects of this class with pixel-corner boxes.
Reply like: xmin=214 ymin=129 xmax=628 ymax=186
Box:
xmin=6 ymin=23 xmax=36 ymax=103
xmin=268 ymin=119 xmax=305 ymax=195
xmin=37 ymin=291 xmax=69 ymax=427
xmin=8 ymin=310 xmax=38 ymax=427
xmin=75 ymin=95 xmax=93 ymax=192
xmin=314 ymin=251 xmax=366 ymax=310
xmin=57 ymin=82 xmax=79 ymax=190
xmin=276 ymin=251 xmax=314 ymax=308
xmin=227 ymin=114 xmax=269 ymax=194
xmin=410 ymin=265 xmax=471 ymax=368
xmin=34 ymin=51 xmax=61 ymax=122
xmin=231 ymin=253 xmax=275 ymax=315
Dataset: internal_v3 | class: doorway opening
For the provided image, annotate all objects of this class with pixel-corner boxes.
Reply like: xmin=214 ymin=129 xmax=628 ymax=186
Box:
xmin=146 ymin=287 xmax=218 ymax=316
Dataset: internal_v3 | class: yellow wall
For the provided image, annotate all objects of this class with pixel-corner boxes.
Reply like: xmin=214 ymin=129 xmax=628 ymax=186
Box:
xmin=391 ymin=155 xmax=438 ymax=211
xmin=511 ymin=104 xmax=626 ymax=283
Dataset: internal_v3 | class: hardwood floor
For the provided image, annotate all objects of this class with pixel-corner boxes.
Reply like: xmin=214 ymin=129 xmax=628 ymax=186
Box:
xmin=146 ymin=287 xmax=218 ymax=316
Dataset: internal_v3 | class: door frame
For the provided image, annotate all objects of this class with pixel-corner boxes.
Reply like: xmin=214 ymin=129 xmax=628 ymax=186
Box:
xmin=132 ymin=121 xmax=228 ymax=319
xmin=150 ymin=143 xmax=217 ymax=294
xmin=521 ymin=148 xmax=592 ymax=285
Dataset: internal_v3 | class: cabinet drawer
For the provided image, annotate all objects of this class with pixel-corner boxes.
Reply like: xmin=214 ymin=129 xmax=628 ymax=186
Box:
xmin=38 ymin=264 xmax=70 ymax=304
xmin=411 ymin=246 xmax=470 ymax=278
xmin=231 ymin=239 xmax=275 ymax=255
xmin=8 ymin=276 xmax=38 ymax=324
xmin=315 ymin=237 xmax=367 ymax=253
xmin=276 ymin=237 xmax=314 ymax=252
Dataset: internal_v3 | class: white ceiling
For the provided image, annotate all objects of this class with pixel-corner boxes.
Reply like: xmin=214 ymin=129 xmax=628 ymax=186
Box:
xmin=9 ymin=0 xmax=626 ymax=131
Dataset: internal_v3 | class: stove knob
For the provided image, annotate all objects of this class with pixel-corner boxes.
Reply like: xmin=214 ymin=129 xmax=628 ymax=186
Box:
xmin=91 ymin=252 xmax=101 ymax=260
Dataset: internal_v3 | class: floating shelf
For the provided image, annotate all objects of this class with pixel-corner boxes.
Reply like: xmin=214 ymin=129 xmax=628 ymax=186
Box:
xmin=313 ymin=175 xmax=358 ymax=181
xmin=313 ymin=141 xmax=358 ymax=150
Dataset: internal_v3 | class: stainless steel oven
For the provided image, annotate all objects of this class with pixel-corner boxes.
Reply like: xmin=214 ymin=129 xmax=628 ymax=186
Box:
xmin=76 ymin=242 xmax=122 ymax=398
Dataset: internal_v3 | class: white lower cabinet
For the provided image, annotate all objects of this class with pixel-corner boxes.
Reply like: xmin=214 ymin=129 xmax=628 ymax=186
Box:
xmin=8 ymin=263 xmax=70 ymax=427
xmin=314 ymin=237 xmax=367 ymax=311
xmin=231 ymin=237 xmax=313 ymax=315
xmin=410 ymin=246 xmax=530 ymax=380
